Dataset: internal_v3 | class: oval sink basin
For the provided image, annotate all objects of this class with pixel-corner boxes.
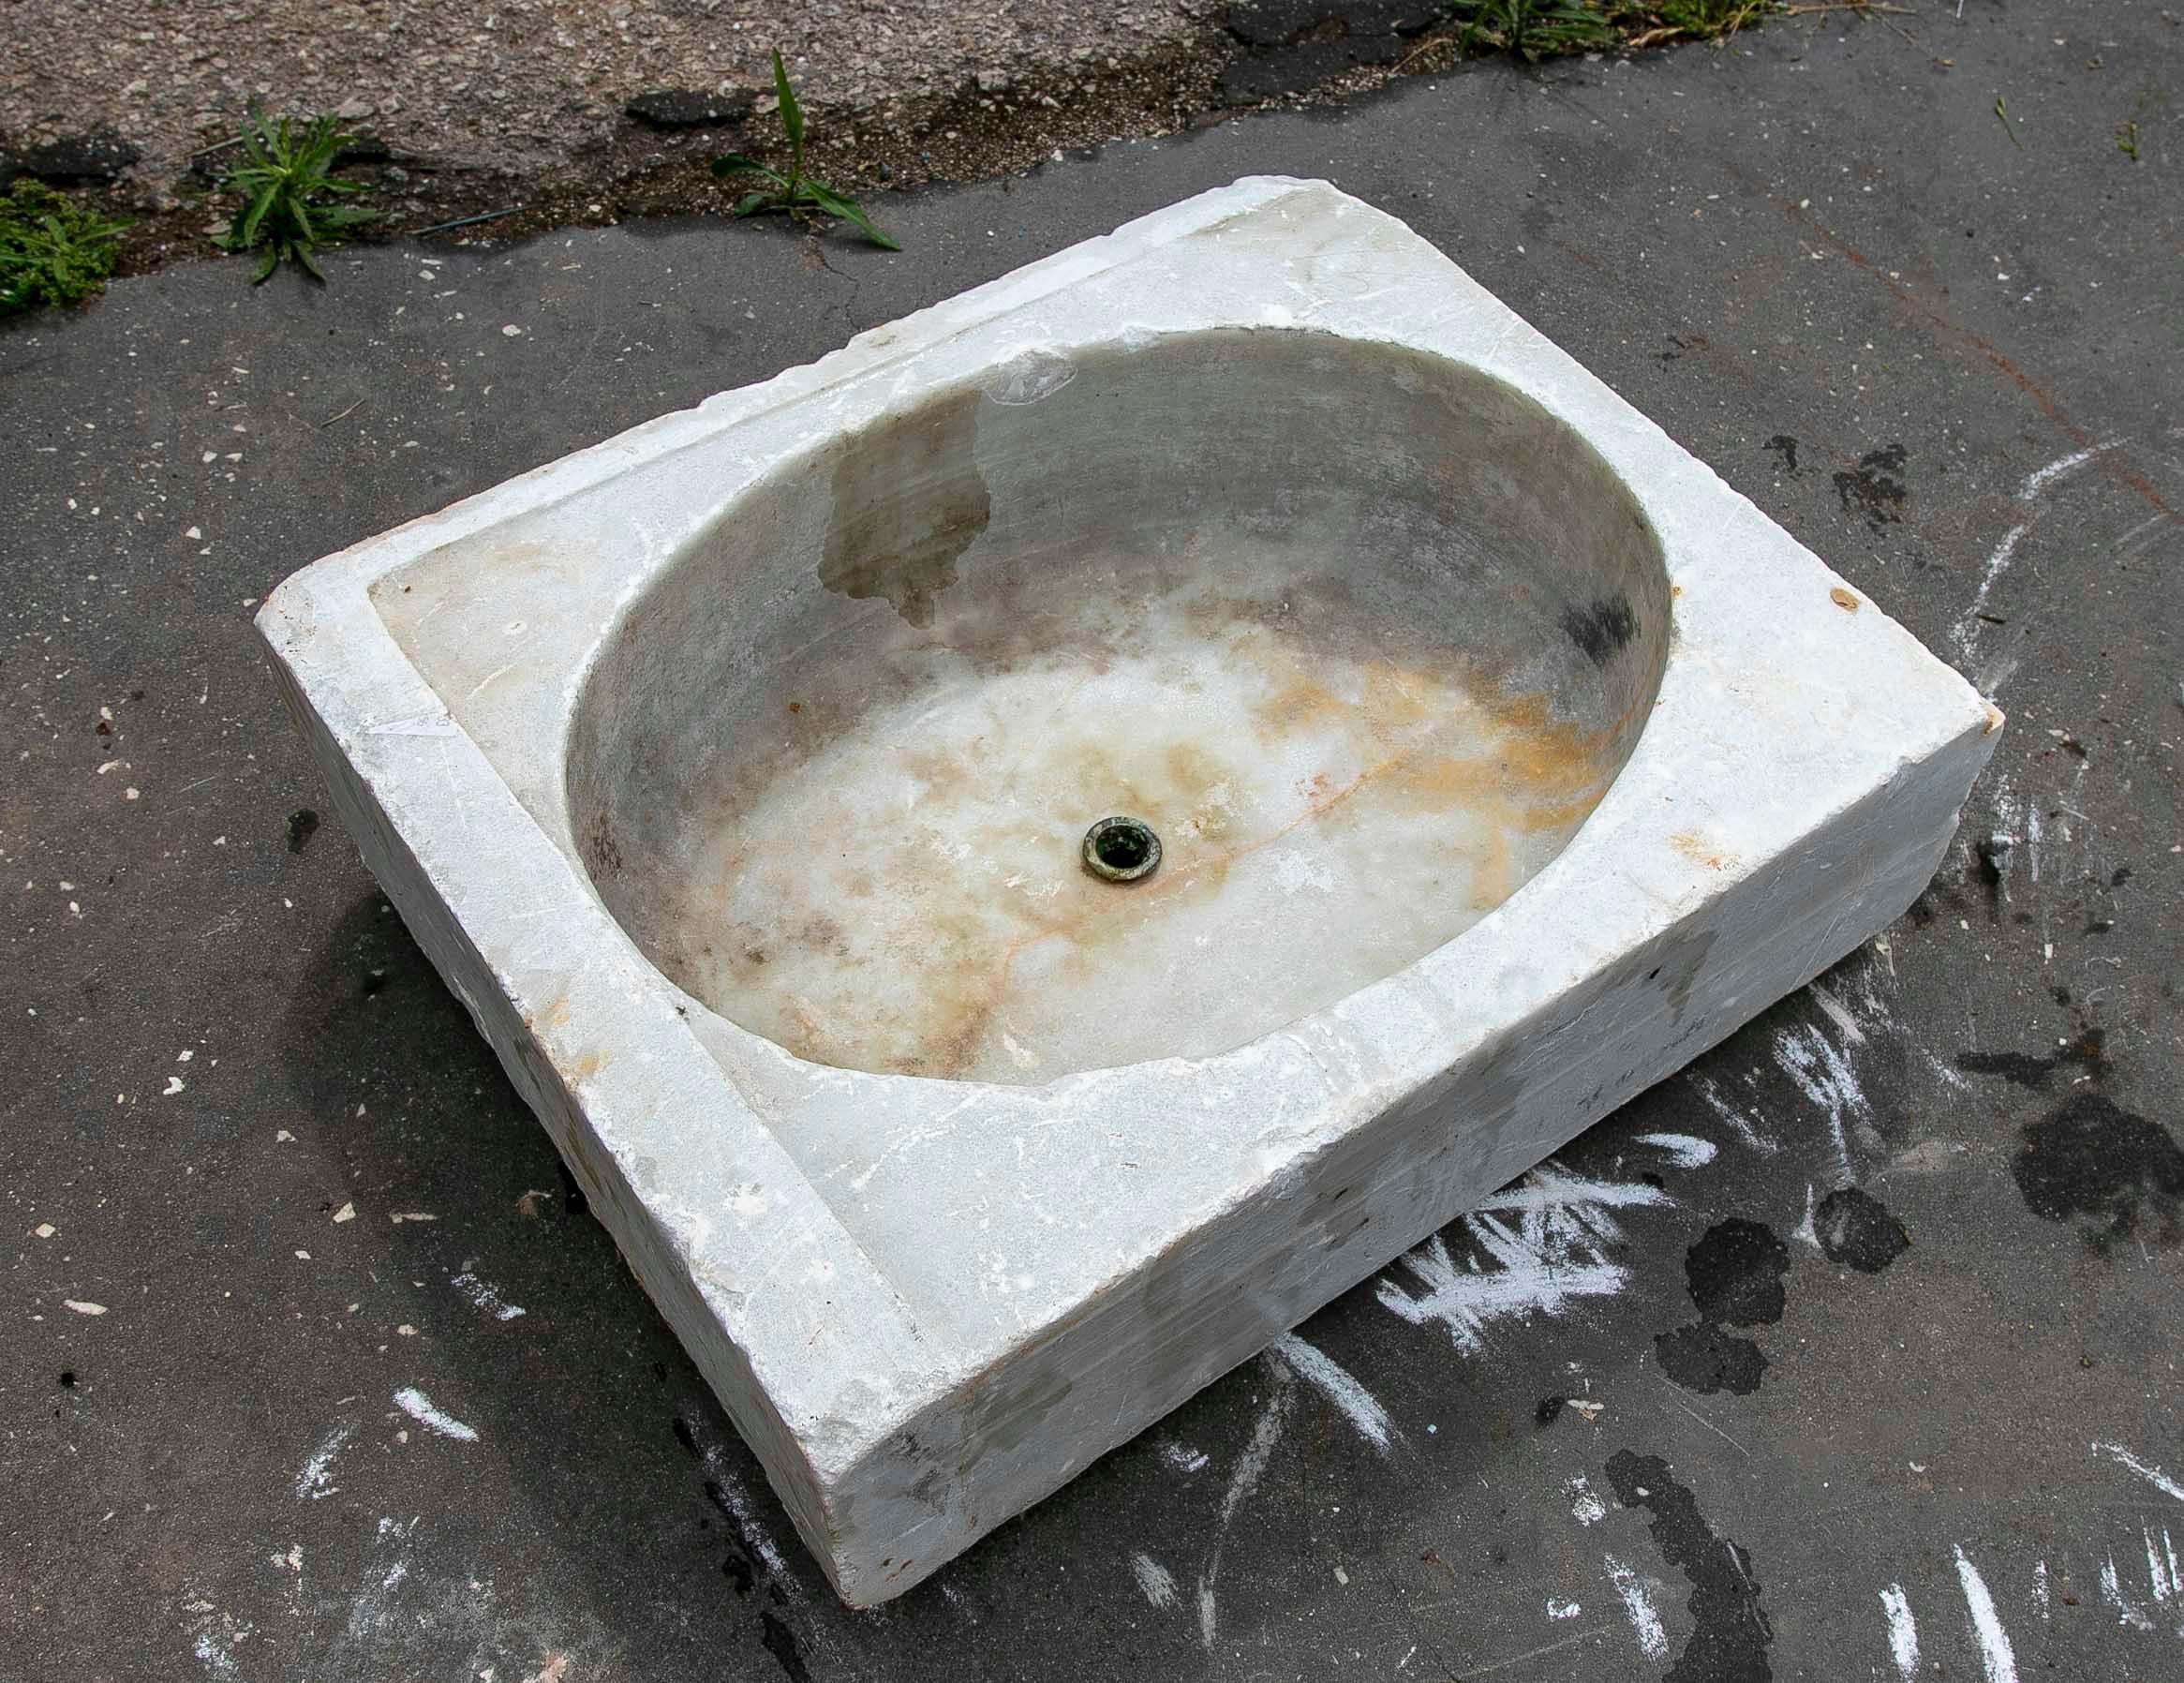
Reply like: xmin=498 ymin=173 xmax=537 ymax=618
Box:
xmin=569 ymin=328 xmax=1671 ymax=1082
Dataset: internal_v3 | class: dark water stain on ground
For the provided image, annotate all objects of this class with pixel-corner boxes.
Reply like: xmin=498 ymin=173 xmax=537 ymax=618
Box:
xmin=1660 ymin=1218 xmax=1789 ymax=1395
xmin=1605 ymin=1450 xmax=1774 ymax=1682
xmin=760 ymin=1610 xmax=813 ymax=1682
xmin=1814 ymin=1187 xmax=1910 ymax=1273
xmin=2012 ymin=1094 xmax=2184 ymax=1254
xmin=1833 ymin=443 xmax=1908 ymax=530
xmin=1686 ymin=1219 xmax=1790 ymax=1326
xmin=1762 ymin=434 xmax=1799 ymax=475
xmin=1656 ymin=1322 xmax=1769 ymax=1396
xmin=1959 ymin=1026 xmax=2106 ymax=1089
xmin=286 ymin=807 xmax=319 ymax=854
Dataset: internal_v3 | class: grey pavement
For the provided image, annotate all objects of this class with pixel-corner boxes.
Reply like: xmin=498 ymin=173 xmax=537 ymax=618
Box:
xmin=5 ymin=7 xmax=2181 ymax=1680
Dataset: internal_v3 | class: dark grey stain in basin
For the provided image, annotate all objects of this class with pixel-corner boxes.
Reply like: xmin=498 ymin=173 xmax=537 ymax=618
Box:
xmin=821 ymin=387 xmax=991 ymax=627
xmin=1561 ymin=594 xmax=1638 ymax=666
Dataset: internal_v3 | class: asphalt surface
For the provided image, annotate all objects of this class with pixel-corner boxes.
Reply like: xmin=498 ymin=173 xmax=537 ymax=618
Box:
xmin=6 ymin=7 xmax=2182 ymax=1680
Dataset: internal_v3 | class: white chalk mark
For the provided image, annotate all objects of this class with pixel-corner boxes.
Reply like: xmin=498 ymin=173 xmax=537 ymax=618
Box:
xmin=1773 ymin=1024 xmax=1866 ymax=1180
xmin=1606 ymin=1555 xmax=1668 ymax=1660
xmin=2094 ymin=1441 xmax=2184 ymax=1503
xmin=1807 ymin=983 xmax=1870 ymax=1048
xmin=1955 ymin=443 xmax=2117 ymax=653
xmin=1637 ymin=1132 xmax=1718 ymax=1169
xmin=1879 ymin=1584 xmax=1920 ymax=1679
xmin=451 ymin=1271 xmax=527 ymax=1321
xmin=1954 ymin=1545 xmax=2020 ymax=1682
xmin=2147 ymin=1527 xmax=2177 ymax=1603
xmin=1461 ymin=1627 xmax=1606 ymax=1675
xmin=1130 ymin=1551 xmax=1179 ymax=1609
xmin=193 ymin=1631 xmax=242 ymax=1680
xmin=1547 ymin=1597 xmax=1582 ymax=1620
xmin=2031 ymin=1559 xmax=2050 ymax=1620
xmin=296 ymin=1421 xmax=354 ymax=1499
xmin=392 ymin=1386 xmax=478 ymax=1442
xmin=2101 ymin=1554 xmax=2153 ymax=1631
xmin=1377 ymin=1164 xmax=1671 ymax=1352
xmin=2021 ymin=446 xmax=2106 ymax=498
xmin=1197 ymin=1352 xmax=1297 ymax=1652
xmin=1690 ymin=1075 xmax=1776 ymax=1154
xmin=1273 ymin=1333 xmax=1396 ymax=1455
xmin=1567 ymin=1475 xmax=1608 ymax=1527
xmin=701 ymin=1441 xmax=796 ymax=1592
xmin=1793 ymin=1184 xmax=1822 ymax=1251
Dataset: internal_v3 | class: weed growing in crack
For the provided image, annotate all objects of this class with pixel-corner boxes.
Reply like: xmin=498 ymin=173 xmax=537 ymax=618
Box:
xmin=712 ymin=52 xmax=900 ymax=250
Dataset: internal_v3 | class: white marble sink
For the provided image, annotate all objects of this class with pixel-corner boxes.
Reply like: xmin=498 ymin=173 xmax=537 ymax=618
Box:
xmin=258 ymin=177 xmax=1999 ymax=1603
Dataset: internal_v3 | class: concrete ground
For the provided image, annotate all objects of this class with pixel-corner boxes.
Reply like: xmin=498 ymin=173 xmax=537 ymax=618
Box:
xmin=5 ymin=6 xmax=2181 ymax=1680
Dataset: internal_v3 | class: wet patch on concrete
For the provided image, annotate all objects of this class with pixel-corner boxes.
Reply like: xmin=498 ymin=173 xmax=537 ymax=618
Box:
xmin=1658 ymin=1217 xmax=1788 ymax=1396
xmin=1833 ymin=443 xmax=1908 ymax=530
xmin=1813 ymin=1186 xmax=1909 ymax=1273
xmin=1655 ymin=1322 xmax=1768 ymax=1396
xmin=1604 ymin=1450 xmax=1775 ymax=1682
xmin=2012 ymin=1094 xmax=2184 ymax=1254
xmin=1685 ymin=1218 xmax=1789 ymax=1326
xmin=1958 ymin=1025 xmax=2106 ymax=1089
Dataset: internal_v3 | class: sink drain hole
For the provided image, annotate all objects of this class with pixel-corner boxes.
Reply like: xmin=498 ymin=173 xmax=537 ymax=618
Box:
xmin=1082 ymin=815 xmax=1161 ymax=884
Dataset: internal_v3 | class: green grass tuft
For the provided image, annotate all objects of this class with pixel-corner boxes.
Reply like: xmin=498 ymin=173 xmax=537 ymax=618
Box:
xmin=0 ymin=183 xmax=130 ymax=317
xmin=215 ymin=112 xmax=379 ymax=283
xmin=1445 ymin=0 xmax=1773 ymax=62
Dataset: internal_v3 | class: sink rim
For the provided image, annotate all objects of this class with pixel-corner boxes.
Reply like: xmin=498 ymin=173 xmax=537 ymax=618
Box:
xmin=559 ymin=323 xmax=1679 ymax=1086
xmin=258 ymin=175 xmax=2000 ymax=1604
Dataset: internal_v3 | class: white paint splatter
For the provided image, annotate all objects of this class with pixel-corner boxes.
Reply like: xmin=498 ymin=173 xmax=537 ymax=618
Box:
xmin=1547 ymin=1597 xmax=1582 ymax=1620
xmin=1954 ymin=1545 xmax=2020 ymax=1682
xmin=296 ymin=1421 xmax=354 ymax=1499
xmin=392 ymin=1385 xmax=478 ymax=1442
xmin=1605 ymin=1555 xmax=1668 ymax=1660
xmin=1568 ymin=1475 xmax=1608 ymax=1527
xmin=1376 ymin=1164 xmax=1671 ymax=1352
xmin=1637 ymin=1132 xmax=1717 ymax=1169
xmin=2030 ymin=1559 xmax=2049 ymax=1620
xmin=1158 ymin=1441 xmax=1210 ymax=1475
xmin=2094 ymin=1441 xmax=2184 ymax=1503
xmin=1879 ymin=1584 xmax=1920 ymax=1679
xmin=1197 ymin=1352 xmax=1297 ymax=1652
xmin=1272 ymin=1333 xmax=1396 ymax=1455
xmin=451 ymin=1271 xmax=527 ymax=1321
xmin=1130 ymin=1551 xmax=1180 ymax=1609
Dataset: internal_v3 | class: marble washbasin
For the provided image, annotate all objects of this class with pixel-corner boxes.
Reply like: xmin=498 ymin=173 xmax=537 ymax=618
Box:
xmin=258 ymin=177 xmax=1999 ymax=1604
